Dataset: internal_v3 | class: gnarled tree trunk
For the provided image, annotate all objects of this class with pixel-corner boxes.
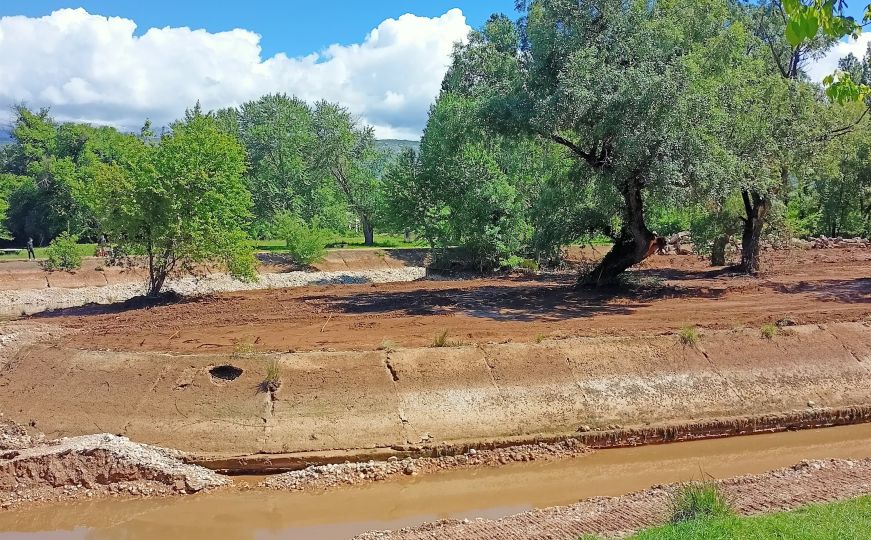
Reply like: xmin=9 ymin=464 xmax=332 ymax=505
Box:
xmin=362 ymin=217 xmax=375 ymax=246
xmin=739 ymin=189 xmax=769 ymax=275
xmin=710 ymin=235 xmax=728 ymax=266
xmin=582 ymin=175 xmax=657 ymax=286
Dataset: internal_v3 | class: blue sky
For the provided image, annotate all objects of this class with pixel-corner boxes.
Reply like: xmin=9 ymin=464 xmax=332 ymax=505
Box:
xmin=0 ymin=1 xmax=517 ymax=58
xmin=0 ymin=2 xmax=863 ymax=138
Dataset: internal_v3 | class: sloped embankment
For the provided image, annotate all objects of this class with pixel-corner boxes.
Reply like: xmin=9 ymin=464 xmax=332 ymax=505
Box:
xmin=0 ymin=422 xmax=229 ymax=508
xmin=0 ymin=322 xmax=869 ymax=458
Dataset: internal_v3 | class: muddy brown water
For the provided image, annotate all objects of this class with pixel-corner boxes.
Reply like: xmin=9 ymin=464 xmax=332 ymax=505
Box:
xmin=2 ymin=423 xmax=871 ymax=539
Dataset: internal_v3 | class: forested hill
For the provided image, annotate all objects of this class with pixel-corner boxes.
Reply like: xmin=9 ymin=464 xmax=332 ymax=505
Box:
xmin=375 ymin=139 xmax=420 ymax=154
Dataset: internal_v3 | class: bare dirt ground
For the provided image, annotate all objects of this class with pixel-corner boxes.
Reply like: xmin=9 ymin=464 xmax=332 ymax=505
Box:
xmin=34 ymin=248 xmax=870 ymax=354
xmin=356 ymin=458 xmax=871 ymax=540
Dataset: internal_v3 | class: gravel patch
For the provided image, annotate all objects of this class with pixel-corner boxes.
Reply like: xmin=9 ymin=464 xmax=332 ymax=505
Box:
xmin=0 ymin=267 xmax=427 ymax=316
xmin=261 ymin=439 xmax=590 ymax=491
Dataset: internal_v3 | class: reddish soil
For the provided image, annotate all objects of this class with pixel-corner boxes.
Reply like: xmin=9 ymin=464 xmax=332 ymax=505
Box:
xmin=38 ymin=248 xmax=870 ymax=354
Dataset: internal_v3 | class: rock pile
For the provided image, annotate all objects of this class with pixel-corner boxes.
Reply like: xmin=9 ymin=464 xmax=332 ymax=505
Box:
xmin=262 ymin=439 xmax=589 ymax=491
xmin=808 ymin=236 xmax=870 ymax=249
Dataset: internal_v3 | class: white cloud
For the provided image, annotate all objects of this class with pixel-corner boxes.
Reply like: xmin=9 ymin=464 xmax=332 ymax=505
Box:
xmin=806 ymin=34 xmax=871 ymax=81
xmin=0 ymin=8 xmax=471 ymax=139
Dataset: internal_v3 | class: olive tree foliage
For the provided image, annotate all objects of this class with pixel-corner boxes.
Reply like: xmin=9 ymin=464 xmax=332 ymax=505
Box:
xmin=804 ymin=101 xmax=871 ymax=237
xmin=451 ymin=0 xmax=736 ymax=284
xmin=383 ymin=13 xmax=573 ymax=271
xmin=89 ymin=113 xmax=256 ymax=296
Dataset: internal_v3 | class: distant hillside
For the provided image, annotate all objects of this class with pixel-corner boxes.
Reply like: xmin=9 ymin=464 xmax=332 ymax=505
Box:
xmin=0 ymin=127 xmax=12 ymax=146
xmin=376 ymin=139 xmax=420 ymax=154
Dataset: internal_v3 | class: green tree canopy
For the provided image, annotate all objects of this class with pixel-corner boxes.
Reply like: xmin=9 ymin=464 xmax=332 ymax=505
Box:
xmin=90 ymin=113 xmax=255 ymax=295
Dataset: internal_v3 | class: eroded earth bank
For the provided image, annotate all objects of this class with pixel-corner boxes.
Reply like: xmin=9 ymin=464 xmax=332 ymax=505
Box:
xmin=0 ymin=247 xmax=869 ymax=538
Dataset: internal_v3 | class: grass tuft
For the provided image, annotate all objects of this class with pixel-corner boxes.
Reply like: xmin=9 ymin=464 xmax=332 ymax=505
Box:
xmin=232 ymin=341 xmax=256 ymax=358
xmin=678 ymin=326 xmax=699 ymax=347
xmin=669 ymin=482 xmax=732 ymax=524
xmin=378 ymin=339 xmax=398 ymax=353
xmin=431 ymin=330 xmax=466 ymax=348
xmin=262 ymin=358 xmax=282 ymax=393
xmin=761 ymin=323 xmax=778 ymax=340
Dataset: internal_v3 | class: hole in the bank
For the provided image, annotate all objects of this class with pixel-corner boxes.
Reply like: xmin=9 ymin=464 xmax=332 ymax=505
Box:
xmin=209 ymin=365 xmax=244 ymax=382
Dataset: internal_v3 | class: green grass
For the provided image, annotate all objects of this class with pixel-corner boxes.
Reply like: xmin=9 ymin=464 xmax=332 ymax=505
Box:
xmin=679 ymin=326 xmax=700 ymax=347
xmin=1 ymin=234 xmax=421 ymax=261
xmin=669 ymin=483 xmax=732 ymax=524
xmin=252 ymin=233 xmax=424 ymax=252
xmin=760 ymin=323 xmax=778 ymax=340
xmin=622 ymin=496 xmax=871 ymax=540
xmin=0 ymin=243 xmax=96 ymax=261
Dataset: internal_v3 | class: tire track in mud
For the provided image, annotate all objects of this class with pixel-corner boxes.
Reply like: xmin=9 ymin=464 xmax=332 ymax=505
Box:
xmin=356 ymin=458 xmax=871 ymax=540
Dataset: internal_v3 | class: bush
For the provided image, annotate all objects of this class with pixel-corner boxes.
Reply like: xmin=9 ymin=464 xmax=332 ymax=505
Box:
xmin=273 ymin=213 xmax=330 ymax=266
xmin=679 ymin=326 xmax=699 ymax=347
xmin=41 ymin=232 xmax=83 ymax=271
xmin=761 ymin=323 xmax=778 ymax=340
xmin=669 ymin=482 xmax=732 ymax=523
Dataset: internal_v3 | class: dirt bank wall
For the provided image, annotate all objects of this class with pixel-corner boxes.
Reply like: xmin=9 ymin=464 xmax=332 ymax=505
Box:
xmin=1 ymin=322 xmax=869 ymax=456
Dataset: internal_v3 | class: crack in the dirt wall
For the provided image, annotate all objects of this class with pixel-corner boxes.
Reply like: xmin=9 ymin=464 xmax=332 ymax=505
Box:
xmin=384 ymin=358 xmax=400 ymax=382
xmin=478 ymin=346 xmax=504 ymax=397
xmin=698 ymin=347 xmax=747 ymax=403
xmin=382 ymin=352 xmax=415 ymax=444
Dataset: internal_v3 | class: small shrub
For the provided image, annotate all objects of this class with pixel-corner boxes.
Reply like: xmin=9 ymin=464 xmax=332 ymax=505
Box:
xmin=378 ymin=339 xmax=398 ymax=353
xmin=761 ymin=323 xmax=778 ymax=340
xmin=669 ymin=482 xmax=732 ymax=523
xmin=232 ymin=341 xmax=256 ymax=358
xmin=273 ymin=213 xmax=330 ymax=265
xmin=679 ymin=326 xmax=699 ymax=347
xmin=262 ymin=358 xmax=281 ymax=392
xmin=518 ymin=258 xmax=540 ymax=272
xmin=432 ymin=330 xmax=449 ymax=348
xmin=499 ymin=256 xmax=540 ymax=273
xmin=431 ymin=331 xmax=466 ymax=348
xmin=41 ymin=232 xmax=83 ymax=271
xmin=535 ymin=333 xmax=547 ymax=344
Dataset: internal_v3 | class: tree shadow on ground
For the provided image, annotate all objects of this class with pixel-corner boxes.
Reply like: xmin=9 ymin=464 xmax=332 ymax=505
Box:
xmin=764 ymin=278 xmax=871 ymax=304
xmin=30 ymin=291 xmax=196 ymax=319
xmin=306 ymin=273 xmax=729 ymax=323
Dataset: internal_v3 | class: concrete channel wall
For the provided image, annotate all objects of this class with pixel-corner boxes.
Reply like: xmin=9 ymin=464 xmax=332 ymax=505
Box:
xmin=2 ymin=322 xmax=869 ymax=457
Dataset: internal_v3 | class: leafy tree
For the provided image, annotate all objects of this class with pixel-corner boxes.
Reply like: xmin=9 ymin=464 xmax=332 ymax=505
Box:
xmin=311 ymin=101 xmax=385 ymax=246
xmin=90 ymin=113 xmax=256 ymax=296
xmin=458 ymin=0 xmax=736 ymax=283
xmin=1 ymin=107 xmax=102 ymax=244
xmin=380 ymin=149 xmax=441 ymax=246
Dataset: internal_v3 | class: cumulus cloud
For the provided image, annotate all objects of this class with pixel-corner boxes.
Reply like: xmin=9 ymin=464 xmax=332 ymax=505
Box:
xmin=806 ymin=35 xmax=871 ymax=82
xmin=0 ymin=8 xmax=471 ymax=139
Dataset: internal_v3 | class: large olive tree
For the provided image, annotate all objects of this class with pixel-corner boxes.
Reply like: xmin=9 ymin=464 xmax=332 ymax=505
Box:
xmin=450 ymin=0 xmax=736 ymax=284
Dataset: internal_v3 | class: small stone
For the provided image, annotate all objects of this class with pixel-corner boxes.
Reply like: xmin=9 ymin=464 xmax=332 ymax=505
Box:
xmin=807 ymin=401 xmax=816 ymax=408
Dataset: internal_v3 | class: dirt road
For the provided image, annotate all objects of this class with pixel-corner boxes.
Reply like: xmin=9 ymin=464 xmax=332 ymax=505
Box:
xmin=38 ymin=248 xmax=870 ymax=354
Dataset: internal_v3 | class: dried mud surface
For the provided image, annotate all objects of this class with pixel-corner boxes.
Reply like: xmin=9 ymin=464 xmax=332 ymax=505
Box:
xmin=36 ymin=248 xmax=870 ymax=354
xmin=356 ymin=458 xmax=871 ymax=540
